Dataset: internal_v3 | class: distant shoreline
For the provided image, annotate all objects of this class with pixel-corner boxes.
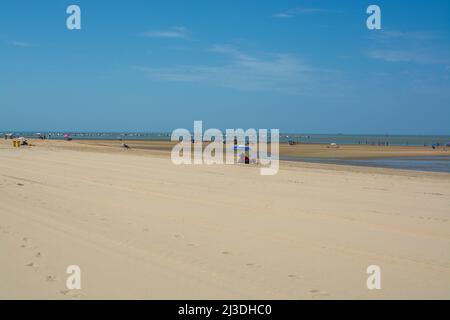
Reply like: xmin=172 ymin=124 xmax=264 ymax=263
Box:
xmin=2 ymin=131 xmax=450 ymax=147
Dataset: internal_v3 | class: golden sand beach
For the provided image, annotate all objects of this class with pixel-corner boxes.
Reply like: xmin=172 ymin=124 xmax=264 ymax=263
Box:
xmin=0 ymin=139 xmax=449 ymax=299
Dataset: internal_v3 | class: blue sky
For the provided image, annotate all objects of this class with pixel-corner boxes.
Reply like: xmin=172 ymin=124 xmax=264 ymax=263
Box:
xmin=1 ymin=0 xmax=449 ymax=134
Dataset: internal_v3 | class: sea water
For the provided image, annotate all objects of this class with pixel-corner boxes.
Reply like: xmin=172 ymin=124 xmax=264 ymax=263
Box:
xmin=280 ymin=156 xmax=450 ymax=173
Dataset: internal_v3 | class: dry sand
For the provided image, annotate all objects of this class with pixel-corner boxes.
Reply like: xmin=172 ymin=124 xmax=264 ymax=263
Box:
xmin=0 ymin=139 xmax=449 ymax=299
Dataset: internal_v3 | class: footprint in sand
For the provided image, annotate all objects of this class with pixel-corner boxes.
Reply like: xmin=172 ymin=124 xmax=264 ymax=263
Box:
xmin=21 ymin=237 xmax=34 ymax=249
xmin=221 ymin=251 xmax=231 ymax=255
xmin=46 ymin=275 xmax=59 ymax=282
xmin=59 ymin=290 xmax=82 ymax=298
xmin=186 ymin=243 xmax=196 ymax=247
xmin=20 ymin=244 xmax=36 ymax=249
xmin=25 ymin=262 xmax=38 ymax=269
xmin=142 ymin=228 xmax=149 ymax=232
xmin=308 ymin=289 xmax=329 ymax=297
xmin=251 ymin=264 xmax=263 ymax=269
xmin=35 ymin=252 xmax=42 ymax=258
xmin=173 ymin=233 xmax=183 ymax=239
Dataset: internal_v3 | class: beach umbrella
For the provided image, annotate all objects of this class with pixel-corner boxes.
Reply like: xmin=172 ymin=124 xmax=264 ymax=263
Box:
xmin=233 ymin=145 xmax=251 ymax=151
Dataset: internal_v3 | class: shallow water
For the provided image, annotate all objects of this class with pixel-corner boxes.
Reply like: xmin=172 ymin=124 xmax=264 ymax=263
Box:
xmin=280 ymin=156 xmax=450 ymax=173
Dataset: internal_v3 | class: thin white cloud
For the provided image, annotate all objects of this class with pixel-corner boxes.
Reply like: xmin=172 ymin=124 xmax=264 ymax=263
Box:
xmin=8 ymin=40 xmax=34 ymax=47
xmin=273 ymin=7 xmax=334 ymax=18
xmin=376 ymin=30 xmax=436 ymax=41
xmin=367 ymin=49 xmax=449 ymax=64
xmin=135 ymin=45 xmax=343 ymax=95
xmin=366 ymin=29 xmax=450 ymax=64
xmin=141 ymin=26 xmax=191 ymax=39
xmin=367 ymin=49 xmax=445 ymax=64
xmin=273 ymin=13 xmax=295 ymax=19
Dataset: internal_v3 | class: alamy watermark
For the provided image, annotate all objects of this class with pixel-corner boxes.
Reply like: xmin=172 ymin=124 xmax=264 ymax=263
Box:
xmin=366 ymin=265 xmax=381 ymax=290
xmin=367 ymin=5 xmax=381 ymax=30
xmin=66 ymin=5 xmax=81 ymax=30
xmin=66 ymin=265 xmax=81 ymax=290
xmin=171 ymin=121 xmax=279 ymax=175
xmin=65 ymin=5 xmax=380 ymax=31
